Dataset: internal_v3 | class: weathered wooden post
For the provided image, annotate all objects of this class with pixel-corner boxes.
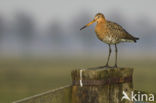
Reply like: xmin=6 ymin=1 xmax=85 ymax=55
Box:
xmin=71 ymin=67 xmax=133 ymax=103
xmin=13 ymin=67 xmax=156 ymax=103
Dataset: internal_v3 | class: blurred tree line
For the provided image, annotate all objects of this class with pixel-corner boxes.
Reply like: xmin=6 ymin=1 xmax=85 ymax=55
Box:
xmin=0 ymin=11 xmax=155 ymax=57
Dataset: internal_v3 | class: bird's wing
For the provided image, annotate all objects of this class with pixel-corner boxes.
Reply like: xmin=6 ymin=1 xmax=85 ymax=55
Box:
xmin=107 ymin=21 xmax=137 ymax=42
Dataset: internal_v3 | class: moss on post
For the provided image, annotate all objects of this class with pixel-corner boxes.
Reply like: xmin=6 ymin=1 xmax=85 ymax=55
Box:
xmin=71 ymin=67 xmax=133 ymax=103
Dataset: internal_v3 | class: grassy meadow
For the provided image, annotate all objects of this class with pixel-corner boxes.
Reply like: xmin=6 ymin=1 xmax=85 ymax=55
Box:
xmin=0 ymin=57 xmax=156 ymax=103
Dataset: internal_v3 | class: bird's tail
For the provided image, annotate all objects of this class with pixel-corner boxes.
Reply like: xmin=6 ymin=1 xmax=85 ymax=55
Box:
xmin=134 ymin=37 xmax=139 ymax=43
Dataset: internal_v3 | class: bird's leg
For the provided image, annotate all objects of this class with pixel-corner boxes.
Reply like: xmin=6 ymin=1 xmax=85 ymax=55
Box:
xmin=113 ymin=44 xmax=118 ymax=68
xmin=104 ymin=44 xmax=111 ymax=67
xmin=97 ymin=44 xmax=111 ymax=69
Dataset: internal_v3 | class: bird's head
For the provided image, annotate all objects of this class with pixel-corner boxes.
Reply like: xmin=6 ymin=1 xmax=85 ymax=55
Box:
xmin=80 ymin=13 xmax=105 ymax=30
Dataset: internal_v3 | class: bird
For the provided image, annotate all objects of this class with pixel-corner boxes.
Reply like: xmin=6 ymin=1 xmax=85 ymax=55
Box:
xmin=80 ymin=13 xmax=139 ymax=68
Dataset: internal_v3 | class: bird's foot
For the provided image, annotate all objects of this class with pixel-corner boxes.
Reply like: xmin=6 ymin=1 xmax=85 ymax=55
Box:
xmin=112 ymin=64 xmax=118 ymax=68
xmin=88 ymin=65 xmax=111 ymax=70
xmin=97 ymin=64 xmax=111 ymax=69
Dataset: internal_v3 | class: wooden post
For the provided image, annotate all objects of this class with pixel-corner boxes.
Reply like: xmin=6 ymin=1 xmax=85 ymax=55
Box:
xmin=71 ymin=67 xmax=133 ymax=103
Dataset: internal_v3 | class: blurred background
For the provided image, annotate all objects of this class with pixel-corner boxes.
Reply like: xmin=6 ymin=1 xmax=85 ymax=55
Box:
xmin=0 ymin=0 xmax=156 ymax=102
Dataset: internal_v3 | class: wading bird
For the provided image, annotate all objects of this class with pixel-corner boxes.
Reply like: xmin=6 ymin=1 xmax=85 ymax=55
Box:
xmin=80 ymin=13 xmax=139 ymax=68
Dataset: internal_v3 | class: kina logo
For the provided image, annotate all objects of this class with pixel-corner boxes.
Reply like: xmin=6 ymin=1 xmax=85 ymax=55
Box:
xmin=121 ymin=91 xmax=131 ymax=101
xmin=121 ymin=91 xmax=154 ymax=102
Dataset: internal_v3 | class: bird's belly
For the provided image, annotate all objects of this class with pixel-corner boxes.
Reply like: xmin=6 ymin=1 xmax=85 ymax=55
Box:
xmin=96 ymin=33 xmax=119 ymax=44
xmin=102 ymin=35 xmax=119 ymax=44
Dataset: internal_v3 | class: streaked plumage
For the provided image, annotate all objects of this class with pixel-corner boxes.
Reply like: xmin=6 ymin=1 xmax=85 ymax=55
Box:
xmin=94 ymin=14 xmax=139 ymax=44
xmin=80 ymin=13 xmax=139 ymax=68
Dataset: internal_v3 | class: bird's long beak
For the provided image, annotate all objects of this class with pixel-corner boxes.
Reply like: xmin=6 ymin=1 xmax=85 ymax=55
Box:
xmin=80 ymin=19 xmax=96 ymax=30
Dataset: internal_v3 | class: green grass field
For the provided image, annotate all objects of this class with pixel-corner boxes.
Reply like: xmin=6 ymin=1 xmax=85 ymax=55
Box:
xmin=0 ymin=58 xmax=156 ymax=103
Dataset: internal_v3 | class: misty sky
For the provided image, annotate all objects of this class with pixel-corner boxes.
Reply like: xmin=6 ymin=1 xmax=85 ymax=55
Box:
xmin=0 ymin=0 xmax=156 ymax=25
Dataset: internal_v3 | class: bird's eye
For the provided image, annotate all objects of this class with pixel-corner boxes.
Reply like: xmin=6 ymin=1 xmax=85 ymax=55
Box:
xmin=95 ymin=15 xmax=100 ymax=19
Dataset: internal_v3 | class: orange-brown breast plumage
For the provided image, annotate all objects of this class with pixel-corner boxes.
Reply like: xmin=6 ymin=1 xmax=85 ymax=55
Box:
xmin=95 ymin=22 xmax=108 ymax=41
xmin=80 ymin=13 xmax=139 ymax=67
xmin=95 ymin=20 xmax=139 ymax=44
